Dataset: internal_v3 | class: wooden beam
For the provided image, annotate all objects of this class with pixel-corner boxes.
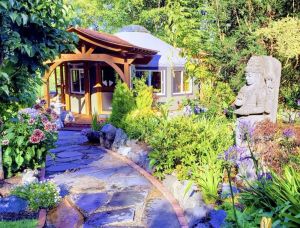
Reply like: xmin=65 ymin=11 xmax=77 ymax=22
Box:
xmin=54 ymin=68 xmax=58 ymax=94
xmin=60 ymin=64 xmax=65 ymax=104
xmin=43 ymin=79 xmax=50 ymax=108
xmin=86 ymin=47 xmax=95 ymax=55
xmin=77 ymin=34 xmax=122 ymax=52
xmin=52 ymin=54 xmax=126 ymax=65
xmin=84 ymin=62 xmax=92 ymax=115
xmin=81 ymin=44 xmax=86 ymax=54
xmin=95 ymin=63 xmax=102 ymax=114
xmin=64 ymin=63 xmax=71 ymax=111
xmin=124 ymin=62 xmax=131 ymax=87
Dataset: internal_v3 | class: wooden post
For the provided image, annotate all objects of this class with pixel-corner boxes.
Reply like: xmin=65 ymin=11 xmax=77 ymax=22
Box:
xmin=124 ymin=61 xmax=131 ymax=87
xmin=43 ymin=79 xmax=50 ymax=108
xmin=64 ymin=63 xmax=71 ymax=111
xmin=84 ymin=62 xmax=92 ymax=115
xmin=60 ymin=64 xmax=65 ymax=104
xmin=54 ymin=68 xmax=58 ymax=94
xmin=95 ymin=63 xmax=102 ymax=114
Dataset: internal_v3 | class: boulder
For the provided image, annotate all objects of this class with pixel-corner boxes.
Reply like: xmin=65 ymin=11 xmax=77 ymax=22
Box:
xmin=0 ymin=196 xmax=28 ymax=214
xmin=99 ymin=124 xmax=117 ymax=149
xmin=112 ymin=128 xmax=128 ymax=151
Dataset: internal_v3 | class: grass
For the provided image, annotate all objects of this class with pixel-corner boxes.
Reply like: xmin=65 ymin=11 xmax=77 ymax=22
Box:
xmin=0 ymin=219 xmax=38 ymax=228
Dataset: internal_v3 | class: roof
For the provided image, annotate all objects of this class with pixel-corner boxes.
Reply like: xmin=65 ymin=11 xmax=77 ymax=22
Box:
xmin=115 ymin=32 xmax=186 ymax=67
xmin=67 ymin=27 xmax=157 ymax=56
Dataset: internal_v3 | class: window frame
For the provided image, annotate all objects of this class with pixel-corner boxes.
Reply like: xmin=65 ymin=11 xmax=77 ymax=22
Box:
xmin=70 ymin=68 xmax=85 ymax=95
xmin=134 ymin=69 xmax=166 ymax=96
xmin=172 ymin=70 xmax=193 ymax=95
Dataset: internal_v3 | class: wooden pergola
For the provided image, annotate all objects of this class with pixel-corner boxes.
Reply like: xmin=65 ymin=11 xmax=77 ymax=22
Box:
xmin=43 ymin=27 xmax=156 ymax=115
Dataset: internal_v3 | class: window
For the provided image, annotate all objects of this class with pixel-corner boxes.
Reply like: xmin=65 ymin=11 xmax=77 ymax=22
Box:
xmin=102 ymin=67 xmax=116 ymax=88
xmin=71 ymin=69 xmax=85 ymax=94
xmin=172 ymin=71 xmax=192 ymax=94
xmin=135 ymin=70 xmax=165 ymax=95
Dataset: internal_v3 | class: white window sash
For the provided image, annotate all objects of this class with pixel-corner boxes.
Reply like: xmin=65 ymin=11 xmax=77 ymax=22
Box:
xmin=172 ymin=71 xmax=193 ymax=95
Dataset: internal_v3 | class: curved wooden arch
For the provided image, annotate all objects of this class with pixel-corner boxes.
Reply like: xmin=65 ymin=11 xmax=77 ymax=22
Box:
xmin=43 ymin=57 xmax=125 ymax=83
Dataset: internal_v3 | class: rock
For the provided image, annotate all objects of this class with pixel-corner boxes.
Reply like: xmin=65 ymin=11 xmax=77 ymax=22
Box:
xmin=209 ymin=209 xmax=227 ymax=228
xmin=144 ymin=198 xmax=181 ymax=228
xmin=71 ymin=193 xmax=110 ymax=215
xmin=21 ymin=169 xmax=39 ymax=185
xmin=84 ymin=208 xmax=135 ymax=227
xmin=108 ymin=190 xmax=148 ymax=207
xmin=47 ymin=198 xmax=84 ymax=228
xmin=100 ymin=124 xmax=117 ymax=149
xmin=117 ymin=146 xmax=132 ymax=157
xmin=84 ymin=130 xmax=100 ymax=143
xmin=112 ymin=128 xmax=128 ymax=151
xmin=0 ymin=196 xmax=28 ymax=214
xmin=185 ymin=206 xmax=208 ymax=227
xmin=220 ymin=183 xmax=239 ymax=199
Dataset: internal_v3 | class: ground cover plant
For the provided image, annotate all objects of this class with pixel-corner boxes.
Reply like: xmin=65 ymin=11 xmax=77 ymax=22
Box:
xmin=0 ymin=219 xmax=37 ymax=228
xmin=0 ymin=100 xmax=58 ymax=178
xmin=12 ymin=181 xmax=61 ymax=211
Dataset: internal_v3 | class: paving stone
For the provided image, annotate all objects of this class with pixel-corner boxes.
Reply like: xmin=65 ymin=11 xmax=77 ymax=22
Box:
xmin=47 ymin=198 xmax=84 ymax=227
xmin=0 ymin=196 xmax=28 ymax=213
xmin=72 ymin=193 xmax=110 ymax=215
xmin=46 ymin=163 xmax=82 ymax=173
xmin=56 ymin=151 xmax=83 ymax=158
xmin=84 ymin=208 xmax=135 ymax=227
xmin=144 ymin=198 xmax=181 ymax=228
xmin=108 ymin=190 xmax=148 ymax=207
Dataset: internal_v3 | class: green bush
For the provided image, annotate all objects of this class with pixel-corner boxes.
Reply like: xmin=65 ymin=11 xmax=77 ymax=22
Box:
xmin=133 ymin=77 xmax=153 ymax=110
xmin=109 ymin=81 xmax=135 ymax=129
xmin=12 ymin=181 xmax=61 ymax=211
xmin=240 ymin=166 xmax=300 ymax=227
xmin=0 ymin=219 xmax=37 ymax=228
xmin=124 ymin=109 xmax=160 ymax=141
xmin=148 ymin=115 xmax=234 ymax=202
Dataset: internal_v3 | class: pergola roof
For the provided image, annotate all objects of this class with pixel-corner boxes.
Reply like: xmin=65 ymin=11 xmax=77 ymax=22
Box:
xmin=67 ymin=27 xmax=157 ymax=56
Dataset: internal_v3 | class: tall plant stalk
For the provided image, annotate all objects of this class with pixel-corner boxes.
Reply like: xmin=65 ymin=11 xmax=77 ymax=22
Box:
xmin=226 ymin=166 xmax=239 ymax=228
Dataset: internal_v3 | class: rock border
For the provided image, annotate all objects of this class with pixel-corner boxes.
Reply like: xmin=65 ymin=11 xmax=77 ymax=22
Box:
xmin=106 ymin=148 xmax=189 ymax=228
xmin=36 ymin=167 xmax=46 ymax=228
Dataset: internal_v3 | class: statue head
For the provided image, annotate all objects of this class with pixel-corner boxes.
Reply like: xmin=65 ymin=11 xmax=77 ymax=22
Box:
xmin=245 ymin=56 xmax=265 ymax=86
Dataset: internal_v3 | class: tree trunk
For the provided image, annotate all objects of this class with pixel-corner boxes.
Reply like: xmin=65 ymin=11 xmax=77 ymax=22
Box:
xmin=0 ymin=145 xmax=4 ymax=180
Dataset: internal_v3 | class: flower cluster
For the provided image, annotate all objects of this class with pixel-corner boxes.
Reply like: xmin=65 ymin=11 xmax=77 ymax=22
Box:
xmin=238 ymin=120 xmax=255 ymax=142
xmin=282 ymin=128 xmax=295 ymax=138
xmin=29 ymin=129 xmax=45 ymax=144
xmin=1 ymin=139 xmax=9 ymax=146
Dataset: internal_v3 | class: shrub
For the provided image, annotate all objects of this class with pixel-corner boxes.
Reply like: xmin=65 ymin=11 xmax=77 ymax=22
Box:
xmin=109 ymin=81 xmax=135 ymax=129
xmin=124 ymin=109 xmax=160 ymax=141
xmin=133 ymin=77 xmax=153 ymax=110
xmin=148 ymin=115 xmax=234 ymax=202
xmin=12 ymin=181 xmax=61 ymax=211
xmin=1 ymin=100 xmax=58 ymax=178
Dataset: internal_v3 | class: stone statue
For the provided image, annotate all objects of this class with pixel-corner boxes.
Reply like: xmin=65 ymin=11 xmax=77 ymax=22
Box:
xmin=235 ymin=56 xmax=281 ymax=146
xmin=234 ymin=56 xmax=281 ymax=180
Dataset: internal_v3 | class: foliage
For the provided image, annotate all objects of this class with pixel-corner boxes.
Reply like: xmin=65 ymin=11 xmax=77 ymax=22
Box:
xmin=0 ymin=0 xmax=77 ymax=118
xmin=0 ymin=219 xmax=37 ymax=228
xmin=0 ymin=101 xmax=58 ymax=178
xmin=148 ymin=115 xmax=234 ymax=202
xmin=12 ymin=181 xmax=61 ymax=211
xmin=240 ymin=166 xmax=300 ymax=227
xmin=133 ymin=77 xmax=153 ymax=110
xmin=280 ymin=84 xmax=300 ymax=110
xmin=256 ymin=17 xmax=300 ymax=60
xmin=91 ymin=112 xmax=102 ymax=131
xmin=109 ymin=81 xmax=135 ymax=129
xmin=124 ymin=109 xmax=160 ymax=141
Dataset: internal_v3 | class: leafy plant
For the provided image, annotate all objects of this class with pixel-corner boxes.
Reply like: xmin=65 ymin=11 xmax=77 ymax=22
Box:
xmin=1 ymin=101 xmax=58 ymax=177
xmin=133 ymin=77 xmax=153 ymax=110
xmin=109 ymin=81 xmax=135 ymax=129
xmin=12 ymin=181 xmax=61 ymax=211
xmin=0 ymin=219 xmax=37 ymax=228
xmin=240 ymin=166 xmax=300 ymax=227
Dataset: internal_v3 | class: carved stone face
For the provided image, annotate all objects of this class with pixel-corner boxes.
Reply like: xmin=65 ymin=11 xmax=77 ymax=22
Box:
xmin=245 ymin=71 xmax=260 ymax=86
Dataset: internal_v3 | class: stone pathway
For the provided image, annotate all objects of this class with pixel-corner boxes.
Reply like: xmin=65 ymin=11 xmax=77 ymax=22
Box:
xmin=46 ymin=131 xmax=181 ymax=228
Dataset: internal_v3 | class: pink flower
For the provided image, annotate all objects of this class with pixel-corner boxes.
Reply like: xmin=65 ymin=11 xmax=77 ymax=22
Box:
xmin=33 ymin=129 xmax=45 ymax=140
xmin=44 ymin=122 xmax=53 ymax=132
xmin=34 ymin=104 xmax=42 ymax=110
xmin=51 ymin=112 xmax=59 ymax=121
xmin=51 ymin=123 xmax=58 ymax=132
xmin=28 ymin=118 xmax=35 ymax=125
xmin=41 ymin=115 xmax=49 ymax=124
xmin=29 ymin=135 xmax=40 ymax=144
xmin=1 ymin=139 xmax=9 ymax=145
xmin=40 ymin=99 xmax=47 ymax=106
xmin=46 ymin=108 xmax=52 ymax=114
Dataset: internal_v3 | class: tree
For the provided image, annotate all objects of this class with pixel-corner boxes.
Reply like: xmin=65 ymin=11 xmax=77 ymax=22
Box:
xmin=0 ymin=0 xmax=77 ymax=118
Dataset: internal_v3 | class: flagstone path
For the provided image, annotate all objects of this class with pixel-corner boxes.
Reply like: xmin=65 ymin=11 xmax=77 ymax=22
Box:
xmin=46 ymin=131 xmax=181 ymax=228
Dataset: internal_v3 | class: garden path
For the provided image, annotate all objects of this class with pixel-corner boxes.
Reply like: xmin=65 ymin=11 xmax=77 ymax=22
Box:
xmin=46 ymin=131 xmax=181 ymax=228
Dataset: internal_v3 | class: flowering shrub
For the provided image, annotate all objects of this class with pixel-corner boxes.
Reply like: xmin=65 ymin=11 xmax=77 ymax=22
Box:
xmin=0 ymin=100 xmax=58 ymax=177
xmin=12 ymin=181 xmax=61 ymax=211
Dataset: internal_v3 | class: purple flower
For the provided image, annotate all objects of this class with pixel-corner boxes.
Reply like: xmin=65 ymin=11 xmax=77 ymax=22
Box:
xmin=283 ymin=128 xmax=295 ymax=138
xmin=239 ymin=120 xmax=255 ymax=141
xmin=297 ymin=99 xmax=300 ymax=106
